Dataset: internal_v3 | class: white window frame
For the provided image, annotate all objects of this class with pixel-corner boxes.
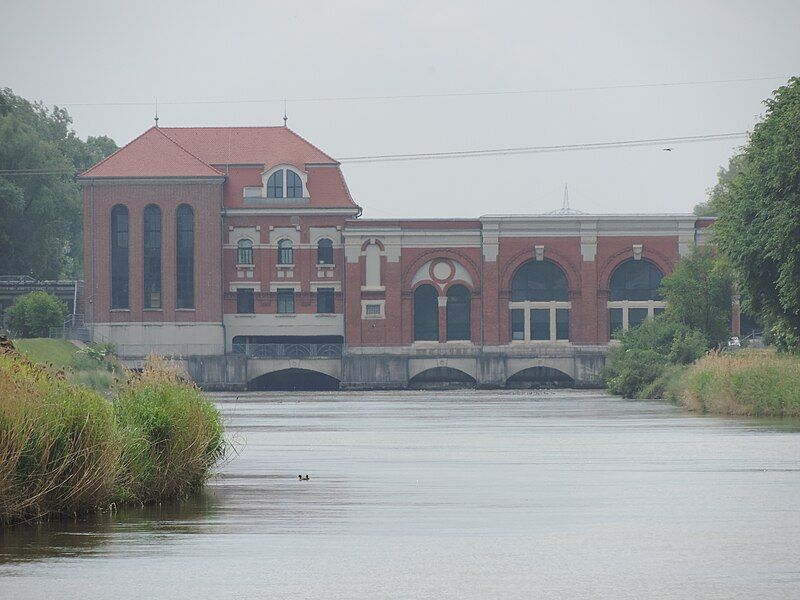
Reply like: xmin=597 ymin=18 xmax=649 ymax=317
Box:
xmin=361 ymin=299 xmax=385 ymax=320
xmin=509 ymin=301 xmax=571 ymax=342
xmin=262 ymin=165 xmax=309 ymax=199
xmin=607 ymin=300 xmax=667 ymax=331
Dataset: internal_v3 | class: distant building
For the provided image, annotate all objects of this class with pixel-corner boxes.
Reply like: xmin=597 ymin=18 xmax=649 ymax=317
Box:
xmin=80 ymin=126 xmax=714 ymax=389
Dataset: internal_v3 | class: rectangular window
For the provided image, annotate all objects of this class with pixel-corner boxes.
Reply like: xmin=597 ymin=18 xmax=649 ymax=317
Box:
xmin=629 ymin=307 xmax=648 ymax=328
xmin=236 ymin=288 xmax=254 ymax=314
xmin=316 ymin=288 xmax=335 ymax=314
xmin=531 ymin=309 xmax=550 ymax=341
xmin=365 ymin=303 xmax=381 ymax=316
xmin=556 ymin=308 xmax=569 ymax=340
xmin=277 ymin=289 xmax=295 ymax=314
xmin=511 ymin=308 xmax=525 ymax=340
xmin=609 ymin=308 xmax=624 ymax=336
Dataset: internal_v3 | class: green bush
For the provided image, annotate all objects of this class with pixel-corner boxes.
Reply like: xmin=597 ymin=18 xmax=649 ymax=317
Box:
xmin=602 ymin=317 xmax=709 ymax=399
xmin=4 ymin=291 xmax=66 ymax=338
xmin=0 ymin=352 xmax=226 ymax=526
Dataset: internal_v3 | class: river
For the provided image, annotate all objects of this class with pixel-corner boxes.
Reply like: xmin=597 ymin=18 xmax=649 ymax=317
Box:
xmin=1 ymin=390 xmax=799 ymax=599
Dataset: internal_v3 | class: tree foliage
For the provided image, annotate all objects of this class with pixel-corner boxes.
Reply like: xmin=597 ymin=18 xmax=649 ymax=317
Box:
xmin=659 ymin=246 xmax=733 ymax=346
xmin=712 ymin=77 xmax=800 ymax=352
xmin=4 ymin=291 xmax=67 ymax=338
xmin=0 ymin=89 xmax=117 ymax=279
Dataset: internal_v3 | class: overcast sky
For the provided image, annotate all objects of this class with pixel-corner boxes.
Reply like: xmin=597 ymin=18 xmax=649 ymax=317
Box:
xmin=2 ymin=0 xmax=798 ymax=218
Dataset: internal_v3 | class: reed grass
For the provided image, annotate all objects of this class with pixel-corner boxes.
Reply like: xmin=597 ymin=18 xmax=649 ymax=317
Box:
xmin=671 ymin=350 xmax=800 ymax=417
xmin=0 ymin=351 xmax=225 ymax=526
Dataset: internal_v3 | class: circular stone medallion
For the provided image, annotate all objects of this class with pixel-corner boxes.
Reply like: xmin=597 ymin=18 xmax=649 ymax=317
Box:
xmin=432 ymin=260 xmax=454 ymax=281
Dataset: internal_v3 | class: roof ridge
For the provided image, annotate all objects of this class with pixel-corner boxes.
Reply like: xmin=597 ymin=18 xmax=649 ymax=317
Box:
xmin=159 ymin=125 xmax=286 ymax=130
xmin=155 ymin=128 xmax=224 ymax=175
xmin=79 ymin=126 xmax=157 ymax=177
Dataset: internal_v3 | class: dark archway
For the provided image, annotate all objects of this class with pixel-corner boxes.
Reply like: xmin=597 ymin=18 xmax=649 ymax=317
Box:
xmin=408 ymin=367 xmax=476 ymax=390
xmin=505 ymin=367 xmax=574 ymax=389
xmin=248 ymin=368 xmax=340 ymax=391
xmin=511 ymin=260 xmax=569 ymax=301
xmin=414 ymin=284 xmax=439 ymax=341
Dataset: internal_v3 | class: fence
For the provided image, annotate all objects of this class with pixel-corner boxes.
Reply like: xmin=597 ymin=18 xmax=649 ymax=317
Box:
xmin=231 ymin=343 xmax=343 ymax=358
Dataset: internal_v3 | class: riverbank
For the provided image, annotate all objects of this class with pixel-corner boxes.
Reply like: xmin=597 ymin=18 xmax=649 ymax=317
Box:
xmin=13 ymin=338 xmax=123 ymax=391
xmin=667 ymin=350 xmax=800 ymax=417
xmin=0 ymin=347 xmax=226 ymax=526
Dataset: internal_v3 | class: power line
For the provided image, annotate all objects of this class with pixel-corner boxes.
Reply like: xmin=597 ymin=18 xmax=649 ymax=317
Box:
xmin=57 ymin=76 xmax=788 ymax=108
xmin=0 ymin=131 xmax=749 ymax=175
xmin=337 ymin=132 xmax=748 ymax=164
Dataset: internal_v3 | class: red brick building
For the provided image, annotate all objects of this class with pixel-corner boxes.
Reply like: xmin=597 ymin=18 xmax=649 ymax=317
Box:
xmin=81 ymin=126 xmax=713 ymax=389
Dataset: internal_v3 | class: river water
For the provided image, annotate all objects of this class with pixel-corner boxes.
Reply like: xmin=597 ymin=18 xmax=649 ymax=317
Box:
xmin=1 ymin=390 xmax=799 ymax=599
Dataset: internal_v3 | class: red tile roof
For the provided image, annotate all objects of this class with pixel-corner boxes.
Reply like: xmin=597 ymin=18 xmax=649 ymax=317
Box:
xmin=80 ymin=127 xmax=224 ymax=178
xmin=160 ymin=126 xmax=338 ymax=167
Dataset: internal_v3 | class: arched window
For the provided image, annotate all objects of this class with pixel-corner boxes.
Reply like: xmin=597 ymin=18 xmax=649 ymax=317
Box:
xmin=364 ymin=243 xmax=381 ymax=288
xmin=266 ymin=170 xmax=283 ymax=198
xmin=286 ymin=170 xmax=303 ymax=198
xmin=143 ymin=205 xmax=162 ymax=309
xmin=317 ymin=238 xmax=334 ymax=265
xmin=277 ymin=239 xmax=293 ymax=265
xmin=266 ymin=168 xmax=304 ymax=199
xmin=176 ymin=204 xmax=194 ymax=309
xmin=110 ymin=205 xmax=129 ymax=309
xmin=608 ymin=260 xmax=666 ymax=334
xmin=237 ymin=239 xmax=254 ymax=265
xmin=414 ymin=284 xmax=439 ymax=341
xmin=509 ymin=260 xmax=570 ymax=342
xmin=446 ymin=285 xmax=471 ymax=341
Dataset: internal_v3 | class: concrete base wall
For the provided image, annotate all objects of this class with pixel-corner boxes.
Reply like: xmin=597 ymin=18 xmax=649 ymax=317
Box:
xmin=91 ymin=322 xmax=225 ymax=357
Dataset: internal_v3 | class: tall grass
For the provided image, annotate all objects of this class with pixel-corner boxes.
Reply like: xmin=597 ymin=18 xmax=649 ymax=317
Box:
xmin=671 ymin=350 xmax=800 ymax=417
xmin=0 ymin=352 xmax=226 ymax=526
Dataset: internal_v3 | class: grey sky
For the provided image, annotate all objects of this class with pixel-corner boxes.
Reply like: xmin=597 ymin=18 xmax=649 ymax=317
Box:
xmin=2 ymin=0 xmax=798 ymax=218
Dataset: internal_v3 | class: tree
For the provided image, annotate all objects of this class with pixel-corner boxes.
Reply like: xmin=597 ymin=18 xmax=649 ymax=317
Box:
xmin=693 ymin=155 xmax=747 ymax=217
xmin=4 ymin=291 xmax=67 ymax=338
xmin=712 ymin=77 xmax=800 ymax=351
xmin=0 ymin=89 xmax=117 ymax=279
xmin=659 ymin=246 xmax=733 ymax=346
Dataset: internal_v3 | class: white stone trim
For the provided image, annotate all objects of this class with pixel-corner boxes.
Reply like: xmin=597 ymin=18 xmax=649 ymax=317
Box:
xmin=269 ymin=282 xmax=301 ymax=292
xmin=229 ymin=282 xmax=261 ymax=292
xmin=508 ymin=301 xmax=571 ymax=342
xmin=310 ymin=281 xmax=341 ymax=292
xmin=361 ymin=299 xmax=385 ymax=319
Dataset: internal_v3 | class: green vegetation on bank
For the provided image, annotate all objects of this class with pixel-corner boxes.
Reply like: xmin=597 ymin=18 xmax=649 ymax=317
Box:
xmin=671 ymin=351 xmax=800 ymax=417
xmin=14 ymin=337 xmax=124 ymax=391
xmin=0 ymin=349 xmax=225 ymax=526
xmin=4 ymin=291 xmax=67 ymax=338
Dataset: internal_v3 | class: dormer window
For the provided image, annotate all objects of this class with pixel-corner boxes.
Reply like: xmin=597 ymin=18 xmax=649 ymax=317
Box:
xmin=266 ymin=168 xmax=304 ymax=199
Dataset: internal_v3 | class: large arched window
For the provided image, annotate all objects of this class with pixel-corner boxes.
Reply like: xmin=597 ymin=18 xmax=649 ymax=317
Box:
xmin=364 ymin=243 xmax=381 ymax=288
xmin=110 ymin=204 xmax=129 ymax=309
xmin=446 ymin=285 xmax=471 ymax=341
xmin=277 ymin=239 xmax=293 ymax=265
xmin=176 ymin=204 xmax=194 ymax=309
xmin=414 ymin=284 xmax=439 ymax=341
xmin=317 ymin=238 xmax=334 ymax=265
xmin=237 ymin=239 xmax=254 ymax=265
xmin=509 ymin=260 xmax=570 ymax=342
xmin=143 ymin=205 xmax=162 ymax=309
xmin=266 ymin=168 xmax=304 ymax=199
xmin=608 ymin=260 xmax=666 ymax=334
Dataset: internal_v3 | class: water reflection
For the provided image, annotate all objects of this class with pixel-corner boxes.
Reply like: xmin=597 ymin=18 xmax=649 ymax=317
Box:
xmin=0 ymin=493 xmax=218 ymax=565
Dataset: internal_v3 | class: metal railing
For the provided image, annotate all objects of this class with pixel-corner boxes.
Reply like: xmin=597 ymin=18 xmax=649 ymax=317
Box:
xmin=232 ymin=343 xmax=343 ymax=358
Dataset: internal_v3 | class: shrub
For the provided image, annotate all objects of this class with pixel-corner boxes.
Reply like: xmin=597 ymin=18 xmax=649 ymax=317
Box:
xmin=602 ymin=317 xmax=709 ymax=399
xmin=4 ymin=291 xmax=66 ymax=338
xmin=0 ymin=351 xmax=226 ymax=526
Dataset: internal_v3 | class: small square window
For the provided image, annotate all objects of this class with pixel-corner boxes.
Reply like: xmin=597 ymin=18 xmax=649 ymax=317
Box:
xmin=365 ymin=303 xmax=381 ymax=315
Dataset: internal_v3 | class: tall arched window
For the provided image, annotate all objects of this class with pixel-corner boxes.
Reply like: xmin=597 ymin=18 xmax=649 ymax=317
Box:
xmin=176 ymin=204 xmax=194 ymax=309
xmin=364 ymin=243 xmax=381 ymax=288
xmin=509 ymin=260 xmax=570 ymax=342
xmin=110 ymin=204 xmax=129 ymax=309
xmin=237 ymin=239 xmax=254 ymax=265
xmin=317 ymin=238 xmax=334 ymax=265
xmin=414 ymin=284 xmax=439 ymax=341
xmin=266 ymin=170 xmax=283 ymax=198
xmin=277 ymin=239 xmax=293 ymax=265
xmin=286 ymin=170 xmax=303 ymax=198
xmin=143 ymin=205 xmax=162 ymax=309
xmin=446 ymin=285 xmax=471 ymax=341
xmin=608 ymin=260 xmax=665 ymax=334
